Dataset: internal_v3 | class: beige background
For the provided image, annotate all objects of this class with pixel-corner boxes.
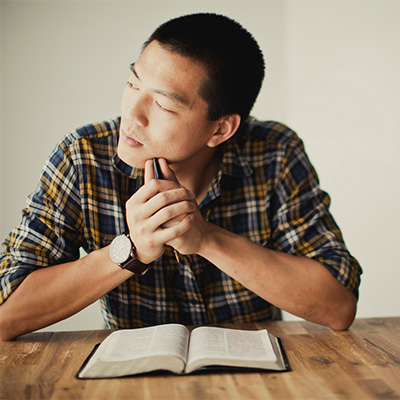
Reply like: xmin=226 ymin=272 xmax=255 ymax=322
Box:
xmin=1 ymin=0 xmax=399 ymax=331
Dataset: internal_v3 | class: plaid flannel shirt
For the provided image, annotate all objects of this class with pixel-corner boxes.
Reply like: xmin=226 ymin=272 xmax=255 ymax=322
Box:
xmin=0 ymin=117 xmax=362 ymax=328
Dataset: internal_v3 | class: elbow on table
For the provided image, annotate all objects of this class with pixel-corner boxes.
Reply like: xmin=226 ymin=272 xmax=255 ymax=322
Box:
xmin=328 ymin=313 xmax=355 ymax=331
xmin=0 ymin=331 xmax=17 ymax=342
xmin=0 ymin=317 xmax=14 ymax=342
xmin=0 ymin=306 xmax=24 ymax=341
xmin=326 ymin=296 xmax=357 ymax=331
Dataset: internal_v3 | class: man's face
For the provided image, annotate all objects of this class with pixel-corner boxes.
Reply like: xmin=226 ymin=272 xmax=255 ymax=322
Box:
xmin=118 ymin=40 xmax=220 ymax=169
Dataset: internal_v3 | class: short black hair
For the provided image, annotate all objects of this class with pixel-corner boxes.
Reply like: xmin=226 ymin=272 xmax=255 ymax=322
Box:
xmin=144 ymin=13 xmax=265 ymax=123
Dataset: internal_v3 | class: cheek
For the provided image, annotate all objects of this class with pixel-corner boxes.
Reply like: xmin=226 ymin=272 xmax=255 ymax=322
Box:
xmin=150 ymin=114 xmax=214 ymax=158
xmin=164 ymin=128 xmax=208 ymax=156
xmin=153 ymin=128 xmax=191 ymax=159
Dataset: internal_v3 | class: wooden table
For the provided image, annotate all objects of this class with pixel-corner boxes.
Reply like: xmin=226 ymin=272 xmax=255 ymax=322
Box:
xmin=1 ymin=317 xmax=399 ymax=399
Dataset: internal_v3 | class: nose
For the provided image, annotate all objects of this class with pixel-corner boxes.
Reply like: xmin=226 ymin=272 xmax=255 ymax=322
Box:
xmin=122 ymin=88 xmax=149 ymax=128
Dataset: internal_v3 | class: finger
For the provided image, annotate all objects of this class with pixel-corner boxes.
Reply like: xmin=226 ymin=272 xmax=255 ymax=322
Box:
xmin=154 ymin=201 xmax=195 ymax=228
xmin=154 ymin=213 xmax=194 ymax=244
xmin=147 ymin=186 xmax=195 ymax=213
xmin=125 ymin=179 xmax=178 ymax=217
xmin=131 ymin=178 xmax=180 ymax=206
xmin=127 ymin=182 xmax=195 ymax=226
xmin=144 ymin=159 xmax=155 ymax=183
xmin=160 ymin=213 xmax=187 ymax=228
xmin=158 ymin=158 xmax=180 ymax=184
xmin=142 ymin=194 xmax=195 ymax=233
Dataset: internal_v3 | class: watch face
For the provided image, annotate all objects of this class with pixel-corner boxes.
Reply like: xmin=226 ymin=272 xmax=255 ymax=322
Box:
xmin=109 ymin=234 xmax=132 ymax=264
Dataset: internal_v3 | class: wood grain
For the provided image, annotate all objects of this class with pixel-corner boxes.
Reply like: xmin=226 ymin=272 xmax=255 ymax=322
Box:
xmin=1 ymin=317 xmax=399 ymax=399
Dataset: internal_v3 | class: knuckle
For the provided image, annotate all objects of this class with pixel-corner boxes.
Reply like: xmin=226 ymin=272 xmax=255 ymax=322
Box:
xmin=157 ymin=191 xmax=169 ymax=204
xmin=137 ymin=225 xmax=146 ymax=236
xmin=185 ymin=200 xmax=196 ymax=211
xmin=148 ymin=179 xmax=158 ymax=190
xmin=128 ymin=212 xmax=141 ymax=228
xmin=179 ymin=187 xmax=188 ymax=197
xmin=162 ymin=207 xmax=173 ymax=220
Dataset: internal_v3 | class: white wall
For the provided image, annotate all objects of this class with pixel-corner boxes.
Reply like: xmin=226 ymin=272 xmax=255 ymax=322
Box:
xmin=1 ymin=1 xmax=399 ymax=331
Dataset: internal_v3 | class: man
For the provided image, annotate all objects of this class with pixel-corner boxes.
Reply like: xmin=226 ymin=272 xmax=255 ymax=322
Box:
xmin=0 ymin=13 xmax=361 ymax=340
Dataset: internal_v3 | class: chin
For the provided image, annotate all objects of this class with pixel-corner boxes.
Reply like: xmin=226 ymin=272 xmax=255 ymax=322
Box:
xmin=117 ymin=147 xmax=146 ymax=169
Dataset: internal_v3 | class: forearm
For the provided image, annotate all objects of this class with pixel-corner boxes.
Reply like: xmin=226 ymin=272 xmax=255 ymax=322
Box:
xmin=197 ymin=223 xmax=357 ymax=330
xmin=0 ymin=247 xmax=132 ymax=340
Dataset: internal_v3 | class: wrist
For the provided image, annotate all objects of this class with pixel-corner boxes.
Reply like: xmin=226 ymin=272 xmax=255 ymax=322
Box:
xmin=196 ymin=221 xmax=221 ymax=258
xmin=109 ymin=233 xmax=150 ymax=275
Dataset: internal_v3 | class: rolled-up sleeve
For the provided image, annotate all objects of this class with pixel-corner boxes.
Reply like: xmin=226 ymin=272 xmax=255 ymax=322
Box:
xmin=269 ymin=134 xmax=362 ymax=297
xmin=0 ymin=136 xmax=84 ymax=304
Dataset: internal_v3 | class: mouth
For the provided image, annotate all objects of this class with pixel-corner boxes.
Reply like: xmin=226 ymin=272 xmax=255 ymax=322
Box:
xmin=121 ymin=129 xmax=144 ymax=147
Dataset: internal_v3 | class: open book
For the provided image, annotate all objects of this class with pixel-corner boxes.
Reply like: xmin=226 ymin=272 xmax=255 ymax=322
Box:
xmin=77 ymin=323 xmax=290 ymax=378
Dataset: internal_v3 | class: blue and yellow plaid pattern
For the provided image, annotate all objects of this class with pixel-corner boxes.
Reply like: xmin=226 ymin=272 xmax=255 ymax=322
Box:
xmin=0 ymin=117 xmax=361 ymax=328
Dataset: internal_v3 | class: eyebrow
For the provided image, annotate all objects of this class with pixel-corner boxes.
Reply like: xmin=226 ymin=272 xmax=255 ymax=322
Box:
xmin=129 ymin=63 xmax=190 ymax=107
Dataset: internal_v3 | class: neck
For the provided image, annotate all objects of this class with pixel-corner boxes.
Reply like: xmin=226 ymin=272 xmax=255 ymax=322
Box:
xmin=170 ymin=147 xmax=222 ymax=204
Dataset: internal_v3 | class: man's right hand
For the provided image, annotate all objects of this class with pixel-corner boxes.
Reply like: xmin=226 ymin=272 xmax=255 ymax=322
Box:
xmin=125 ymin=158 xmax=196 ymax=264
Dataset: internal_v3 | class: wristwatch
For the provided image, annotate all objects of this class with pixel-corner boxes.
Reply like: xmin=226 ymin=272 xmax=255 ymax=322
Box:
xmin=109 ymin=233 xmax=150 ymax=275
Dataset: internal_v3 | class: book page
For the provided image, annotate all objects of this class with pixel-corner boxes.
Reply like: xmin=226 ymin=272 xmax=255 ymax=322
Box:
xmin=78 ymin=324 xmax=190 ymax=378
xmin=186 ymin=327 xmax=278 ymax=372
xmin=99 ymin=324 xmax=189 ymax=362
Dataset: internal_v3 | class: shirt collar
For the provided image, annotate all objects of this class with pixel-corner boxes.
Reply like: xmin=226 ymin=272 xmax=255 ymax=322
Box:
xmin=112 ymin=153 xmax=144 ymax=180
xmin=198 ymin=123 xmax=254 ymax=208
xmin=219 ymin=120 xmax=253 ymax=178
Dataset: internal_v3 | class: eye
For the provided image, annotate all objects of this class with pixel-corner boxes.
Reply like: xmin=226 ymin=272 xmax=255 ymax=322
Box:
xmin=126 ymin=81 xmax=139 ymax=90
xmin=155 ymin=101 xmax=175 ymax=113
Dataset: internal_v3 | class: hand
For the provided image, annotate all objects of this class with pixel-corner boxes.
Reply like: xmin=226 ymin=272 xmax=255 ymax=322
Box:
xmin=150 ymin=160 xmax=210 ymax=256
xmin=125 ymin=159 xmax=196 ymax=264
xmin=145 ymin=159 xmax=193 ymax=229
xmin=165 ymin=205 xmax=210 ymax=256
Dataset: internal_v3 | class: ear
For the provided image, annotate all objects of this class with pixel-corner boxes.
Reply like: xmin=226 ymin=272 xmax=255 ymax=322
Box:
xmin=207 ymin=114 xmax=241 ymax=148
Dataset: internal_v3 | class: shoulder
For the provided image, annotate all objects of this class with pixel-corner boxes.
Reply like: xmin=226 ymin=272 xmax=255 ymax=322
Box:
xmin=62 ymin=117 xmax=121 ymax=149
xmin=48 ymin=117 xmax=120 ymax=166
xmin=240 ymin=118 xmax=302 ymax=148
xmin=236 ymin=118 xmax=306 ymax=166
